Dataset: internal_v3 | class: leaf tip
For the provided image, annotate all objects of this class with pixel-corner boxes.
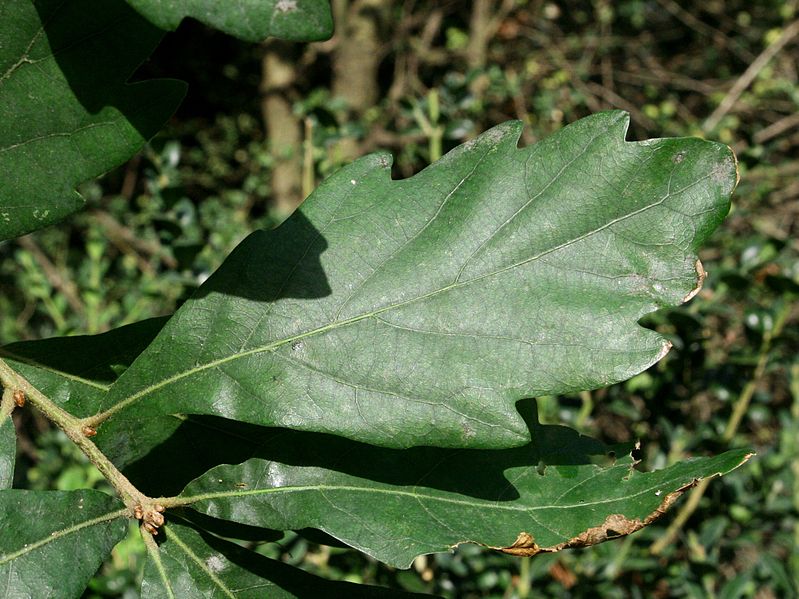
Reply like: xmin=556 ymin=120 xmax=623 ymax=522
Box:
xmin=465 ymin=120 xmax=526 ymax=152
xmin=738 ymin=451 xmax=756 ymax=468
xmin=593 ymin=109 xmax=631 ymax=138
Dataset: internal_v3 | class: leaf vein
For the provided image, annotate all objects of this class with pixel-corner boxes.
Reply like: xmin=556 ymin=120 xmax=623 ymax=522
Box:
xmin=0 ymin=507 xmax=126 ymax=565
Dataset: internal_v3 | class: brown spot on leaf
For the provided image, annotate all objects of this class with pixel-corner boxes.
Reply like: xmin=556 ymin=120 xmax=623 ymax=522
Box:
xmin=682 ymin=259 xmax=707 ymax=303
xmin=496 ymin=502 xmax=670 ymax=557
xmin=275 ymin=0 xmax=297 ymax=13
xmin=655 ymin=340 xmax=673 ymax=363
xmin=501 ymin=532 xmax=539 ymax=556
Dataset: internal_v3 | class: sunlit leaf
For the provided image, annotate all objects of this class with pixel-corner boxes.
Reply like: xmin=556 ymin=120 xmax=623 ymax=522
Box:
xmin=97 ymin=112 xmax=737 ymax=450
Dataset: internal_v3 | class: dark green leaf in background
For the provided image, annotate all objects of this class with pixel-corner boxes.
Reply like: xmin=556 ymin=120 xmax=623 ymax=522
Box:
xmin=0 ymin=317 xmax=198 ymax=494
xmin=173 ymin=400 xmax=749 ymax=567
xmin=97 ymin=112 xmax=737 ymax=451
xmin=0 ymin=317 xmax=168 ymax=417
xmin=126 ymin=0 xmax=334 ymax=42
xmin=0 ymin=0 xmax=186 ymax=241
xmin=141 ymin=518 xmax=425 ymax=598
xmin=0 ymin=490 xmax=127 ymax=597
xmin=0 ymin=319 xmax=246 ymax=480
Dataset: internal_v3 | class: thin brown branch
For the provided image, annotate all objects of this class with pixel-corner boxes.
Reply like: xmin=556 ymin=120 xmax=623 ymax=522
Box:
xmin=466 ymin=0 xmax=515 ymax=69
xmin=584 ymin=81 xmax=657 ymax=131
xmin=16 ymin=236 xmax=85 ymax=315
xmin=0 ymin=358 xmax=167 ymax=534
xmin=613 ymin=69 xmax=718 ymax=96
xmin=120 ymin=154 xmax=141 ymax=200
xmin=704 ymin=19 xmax=799 ymax=132
xmin=754 ymin=112 xmax=799 ymax=144
xmin=91 ymin=210 xmax=177 ymax=271
xmin=548 ymin=44 xmax=603 ymax=113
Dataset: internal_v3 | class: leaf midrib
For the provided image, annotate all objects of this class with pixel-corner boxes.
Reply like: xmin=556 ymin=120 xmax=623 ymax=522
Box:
xmin=166 ymin=526 xmax=236 ymax=599
xmin=0 ymin=122 xmax=119 ymax=156
xmin=0 ymin=507 xmax=126 ymax=564
xmin=177 ymin=460 xmax=724 ymax=514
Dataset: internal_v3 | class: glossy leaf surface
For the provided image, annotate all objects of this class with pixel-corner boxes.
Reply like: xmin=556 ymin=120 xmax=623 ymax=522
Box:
xmin=98 ymin=112 xmax=737 ymax=450
xmin=0 ymin=0 xmax=185 ymax=240
xmin=0 ymin=490 xmax=126 ymax=597
xmin=126 ymin=0 xmax=334 ymax=42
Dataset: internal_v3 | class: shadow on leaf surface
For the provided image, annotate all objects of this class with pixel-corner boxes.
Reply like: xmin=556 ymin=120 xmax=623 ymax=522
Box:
xmin=125 ymin=398 xmax=627 ymax=498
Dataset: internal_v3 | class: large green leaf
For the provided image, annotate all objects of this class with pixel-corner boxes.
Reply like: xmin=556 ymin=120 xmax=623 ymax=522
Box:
xmin=96 ymin=112 xmax=737 ymax=450
xmin=0 ymin=416 xmax=14 ymax=488
xmin=127 ymin=0 xmax=334 ymax=42
xmin=141 ymin=518 xmax=425 ymax=597
xmin=174 ymin=408 xmax=750 ymax=568
xmin=0 ymin=0 xmax=186 ymax=241
xmin=0 ymin=489 xmax=127 ymax=597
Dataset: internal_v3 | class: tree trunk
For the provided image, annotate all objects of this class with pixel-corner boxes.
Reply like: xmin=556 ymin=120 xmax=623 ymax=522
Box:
xmin=260 ymin=41 xmax=302 ymax=217
xmin=331 ymin=0 xmax=388 ymax=161
xmin=332 ymin=0 xmax=386 ymax=114
xmin=466 ymin=0 xmax=491 ymax=70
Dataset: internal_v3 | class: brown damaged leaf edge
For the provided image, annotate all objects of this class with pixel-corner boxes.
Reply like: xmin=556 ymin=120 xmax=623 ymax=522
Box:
xmin=482 ymin=452 xmax=754 ymax=558
xmin=682 ymin=259 xmax=708 ymax=303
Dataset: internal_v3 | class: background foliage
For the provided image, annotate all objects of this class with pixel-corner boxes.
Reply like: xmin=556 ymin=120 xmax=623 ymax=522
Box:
xmin=1 ymin=0 xmax=797 ymax=596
